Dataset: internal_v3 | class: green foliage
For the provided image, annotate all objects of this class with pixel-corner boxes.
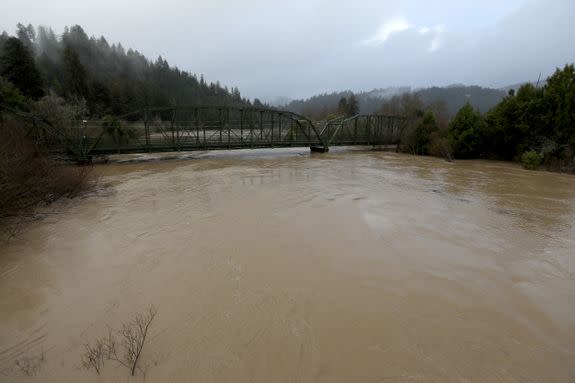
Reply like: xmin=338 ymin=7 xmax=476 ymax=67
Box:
xmin=521 ymin=150 xmax=543 ymax=170
xmin=544 ymin=64 xmax=575 ymax=153
xmin=102 ymin=115 xmax=138 ymax=150
xmin=480 ymin=64 xmax=575 ymax=168
xmin=442 ymin=64 xmax=574 ymax=169
xmin=448 ymin=103 xmax=486 ymax=158
xmin=407 ymin=111 xmax=438 ymax=155
xmin=103 ymin=115 xmax=125 ymax=136
xmin=0 ymin=76 xmax=28 ymax=111
xmin=485 ymin=83 xmax=546 ymax=160
xmin=0 ymin=37 xmax=44 ymax=99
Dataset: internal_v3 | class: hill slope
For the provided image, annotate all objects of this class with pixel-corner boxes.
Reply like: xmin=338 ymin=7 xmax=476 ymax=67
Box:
xmin=0 ymin=24 xmax=251 ymax=116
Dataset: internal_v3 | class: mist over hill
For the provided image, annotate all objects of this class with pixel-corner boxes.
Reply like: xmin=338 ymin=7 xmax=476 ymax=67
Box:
xmin=415 ymin=86 xmax=507 ymax=115
xmin=281 ymin=85 xmax=508 ymax=119
xmin=0 ymin=23 xmax=253 ymax=116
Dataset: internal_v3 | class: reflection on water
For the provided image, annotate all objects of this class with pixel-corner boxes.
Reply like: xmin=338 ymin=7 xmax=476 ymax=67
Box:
xmin=1 ymin=149 xmax=575 ymax=382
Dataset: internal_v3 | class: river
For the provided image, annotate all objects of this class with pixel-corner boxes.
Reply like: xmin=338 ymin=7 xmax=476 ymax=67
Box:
xmin=1 ymin=149 xmax=574 ymax=382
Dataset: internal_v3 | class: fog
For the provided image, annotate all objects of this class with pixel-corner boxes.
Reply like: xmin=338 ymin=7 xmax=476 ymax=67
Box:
xmin=1 ymin=0 xmax=574 ymax=101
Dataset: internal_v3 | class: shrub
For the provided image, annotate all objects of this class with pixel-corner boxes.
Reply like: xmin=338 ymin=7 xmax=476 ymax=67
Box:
xmin=0 ymin=120 xmax=91 ymax=222
xmin=521 ymin=150 xmax=543 ymax=170
xmin=448 ymin=103 xmax=486 ymax=158
xmin=102 ymin=115 xmax=138 ymax=152
xmin=411 ymin=111 xmax=438 ymax=155
xmin=0 ymin=76 xmax=28 ymax=111
xmin=400 ymin=110 xmax=439 ymax=155
xmin=32 ymin=93 xmax=88 ymax=127
xmin=428 ymin=131 xmax=453 ymax=161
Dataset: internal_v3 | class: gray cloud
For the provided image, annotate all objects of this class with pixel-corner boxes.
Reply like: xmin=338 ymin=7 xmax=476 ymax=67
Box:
xmin=1 ymin=0 xmax=574 ymax=100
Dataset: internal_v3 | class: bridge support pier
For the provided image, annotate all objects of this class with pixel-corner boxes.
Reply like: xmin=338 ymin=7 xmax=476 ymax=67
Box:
xmin=310 ymin=145 xmax=329 ymax=153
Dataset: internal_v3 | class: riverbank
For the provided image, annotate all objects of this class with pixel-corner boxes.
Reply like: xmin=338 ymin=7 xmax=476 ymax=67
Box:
xmin=0 ymin=123 xmax=93 ymax=237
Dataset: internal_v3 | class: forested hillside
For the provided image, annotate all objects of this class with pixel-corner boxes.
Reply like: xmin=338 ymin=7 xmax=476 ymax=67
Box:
xmin=0 ymin=23 xmax=251 ymax=116
xmin=283 ymin=86 xmax=506 ymax=119
xmin=284 ymin=90 xmax=355 ymax=119
xmin=283 ymin=88 xmax=409 ymax=119
xmin=416 ymin=86 xmax=506 ymax=115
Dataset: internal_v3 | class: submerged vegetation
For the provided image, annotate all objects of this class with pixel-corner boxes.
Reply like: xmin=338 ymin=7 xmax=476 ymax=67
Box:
xmin=81 ymin=306 xmax=157 ymax=377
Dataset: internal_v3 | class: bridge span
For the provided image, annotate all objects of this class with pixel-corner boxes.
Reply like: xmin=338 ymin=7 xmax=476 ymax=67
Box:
xmin=10 ymin=105 xmax=408 ymax=162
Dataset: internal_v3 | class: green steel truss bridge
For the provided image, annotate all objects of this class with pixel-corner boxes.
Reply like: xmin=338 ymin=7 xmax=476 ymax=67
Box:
xmin=7 ymin=105 xmax=408 ymax=161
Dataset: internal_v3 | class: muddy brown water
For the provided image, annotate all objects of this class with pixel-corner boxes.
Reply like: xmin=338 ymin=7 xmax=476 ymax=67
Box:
xmin=1 ymin=149 xmax=575 ymax=382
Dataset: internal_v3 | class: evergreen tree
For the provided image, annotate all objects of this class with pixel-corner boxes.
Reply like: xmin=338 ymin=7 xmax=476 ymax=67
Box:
xmin=544 ymin=64 xmax=575 ymax=152
xmin=16 ymin=23 xmax=36 ymax=50
xmin=0 ymin=37 xmax=44 ymax=99
xmin=448 ymin=103 xmax=486 ymax=158
xmin=411 ymin=111 xmax=438 ymax=155
xmin=2 ymin=23 xmax=251 ymax=115
xmin=0 ymin=76 xmax=28 ymax=112
xmin=337 ymin=97 xmax=348 ymax=115
xmin=485 ymin=84 xmax=545 ymax=160
xmin=0 ymin=31 xmax=9 ymax=54
xmin=347 ymin=94 xmax=359 ymax=116
xmin=62 ymin=44 xmax=88 ymax=98
xmin=36 ymin=26 xmax=60 ymax=60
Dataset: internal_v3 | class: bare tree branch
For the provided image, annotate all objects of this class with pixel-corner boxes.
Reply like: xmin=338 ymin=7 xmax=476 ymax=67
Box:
xmin=81 ymin=306 xmax=157 ymax=377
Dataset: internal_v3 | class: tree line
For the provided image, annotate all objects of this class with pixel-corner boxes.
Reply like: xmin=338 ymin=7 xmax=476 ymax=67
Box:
xmin=383 ymin=65 xmax=575 ymax=171
xmin=0 ymin=23 xmax=254 ymax=117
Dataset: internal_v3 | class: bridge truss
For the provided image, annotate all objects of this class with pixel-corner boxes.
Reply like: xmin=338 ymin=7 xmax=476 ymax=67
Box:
xmin=3 ymin=105 xmax=409 ymax=161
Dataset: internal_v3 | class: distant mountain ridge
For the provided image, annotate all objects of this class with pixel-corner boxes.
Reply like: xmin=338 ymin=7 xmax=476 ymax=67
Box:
xmin=415 ymin=86 xmax=507 ymax=115
xmin=280 ymin=84 xmax=518 ymax=118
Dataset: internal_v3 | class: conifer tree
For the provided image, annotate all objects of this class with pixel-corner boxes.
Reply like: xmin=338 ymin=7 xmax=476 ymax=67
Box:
xmin=0 ymin=37 xmax=44 ymax=99
xmin=62 ymin=44 xmax=88 ymax=98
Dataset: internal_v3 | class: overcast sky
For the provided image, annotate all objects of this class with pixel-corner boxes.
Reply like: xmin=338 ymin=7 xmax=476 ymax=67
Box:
xmin=2 ymin=0 xmax=574 ymax=101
